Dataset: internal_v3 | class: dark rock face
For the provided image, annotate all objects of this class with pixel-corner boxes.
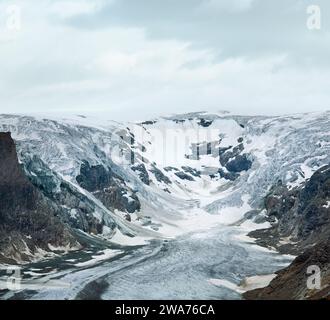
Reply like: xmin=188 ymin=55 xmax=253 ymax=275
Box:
xmin=249 ymin=165 xmax=330 ymax=255
xmin=298 ymin=165 xmax=330 ymax=237
xmin=0 ymin=133 xmax=78 ymax=263
xmin=174 ymin=171 xmax=195 ymax=181
xmin=245 ymin=165 xmax=330 ymax=300
xmin=181 ymin=166 xmax=201 ymax=177
xmin=23 ymin=156 xmax=108 ymax=235
xmin=172 ymin=119 xmax=185 ymax=124
xmin=95 ymin=187 xmax=141 ymax=214
xmin=219 ymin=144 xmax=244 ymax=166
xmin=218 ymin=142 xmax=253 ymax=179
xmin=141 ymin=120 xmax=157 ymax=126
xmin=131 ymin=163 xmax=150 ymax=185
xmin=225 ymin=154 xmax=252 ymax=173
xmin=76 ymin=161 xmax=141 ymax=214
xmin=218 ymin=146 xmax=232 ymax=156
xmin=150 ymin=166 xmax=172 ymax=184
xmin=164 ymin=166 xmax=200 ymax=184
xmin=164 ymin=166 xmax=179 ymax=172
xmin=218 ymin=169 xmax=239 ymax=181
xmin=198 ymin=118 xmax=213 ymax=127
xmin=76 ymin=161 xmax=113 ymax=192
xmin=243 ymin=239 xmax=330 ymax=300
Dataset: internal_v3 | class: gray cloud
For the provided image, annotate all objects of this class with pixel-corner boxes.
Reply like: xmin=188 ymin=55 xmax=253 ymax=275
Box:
xmin=0 ymin=0 xmax=329 ymax=120
xmin=65 ymin=0 xmax=330 ymax=66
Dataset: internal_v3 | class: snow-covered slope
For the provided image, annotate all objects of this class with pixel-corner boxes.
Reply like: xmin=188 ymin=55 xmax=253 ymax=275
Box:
xmin=0 ymin=111 xmax=329 ymax=252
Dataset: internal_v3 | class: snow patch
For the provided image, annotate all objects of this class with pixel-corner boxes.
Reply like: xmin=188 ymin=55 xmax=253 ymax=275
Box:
xmin=74 ymin=249 xmax=123 ymax=267
xmin=323 ymin=201 xmax=330 ymax=209
xmin=239 ymin=274 xmax=277 ymax=292
xmin=209 ymin=274 xmax=277 ymax=294
xmin=108 ymin=229 xmax=151 ymax=246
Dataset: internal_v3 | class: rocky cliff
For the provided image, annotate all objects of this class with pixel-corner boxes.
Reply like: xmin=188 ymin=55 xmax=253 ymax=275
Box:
xmin=244 ymin=239 xmax=330 ymax=300
xmin=0 ymin=132 xmax=79 ymax=264
xmin=244 ymin=165 xmax=330 ymax=299
xmin=76 ymin=160 xmax=141 ymax=215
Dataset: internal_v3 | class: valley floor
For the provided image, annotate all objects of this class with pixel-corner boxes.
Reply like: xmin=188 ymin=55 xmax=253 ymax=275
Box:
xmin=0 ymin=224 xmax=293 ymax=300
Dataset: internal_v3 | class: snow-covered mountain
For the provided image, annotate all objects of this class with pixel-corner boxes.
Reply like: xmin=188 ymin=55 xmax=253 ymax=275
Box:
xmin=0 ymin=111 xmax=329 ymax=263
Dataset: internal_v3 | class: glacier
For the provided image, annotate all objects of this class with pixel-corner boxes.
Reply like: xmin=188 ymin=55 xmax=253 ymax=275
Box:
xmin=0 ymin=111 xmax=329 ymax=299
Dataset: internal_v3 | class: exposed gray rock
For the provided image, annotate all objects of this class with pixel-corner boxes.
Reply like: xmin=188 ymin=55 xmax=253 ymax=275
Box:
xmin=219 ymin=144 xmax=244 ymax=167
xmin=245 ymin=165 xmax=330 ymax=300
xmin=150 ymin=166 xmax=172 ymax=184
xmin=249 ymin=165 xmax=330 ymax=255
xmin=181 ymin=166 xmax=201 ymax=177
xmin=164 ymin=166 xmax=179 ymax=172
xmin=218 ymin=169 xmax=239 ymax=181
xmin=131 ymin=163 xmax=150 ymax=185
xmin=77 ymin=161 xmax=141 ymax=214
xmin=198 ymin=118 xmax=213 ymax=127
xmin=174 ymin=171 xmax=195 ymax=181
xmin=141 ymin=120 xmax=157 ymax=126
xmin=24 ymin=156 xmax=111 ymax=235
xmin=244 ymin=238 xmax=330 ymax=300
xmin=76 ymin=161 xmax=115 ymax=192
xmin=0 ymin=132 xmax=79 ymax=263
xmin=225 ymin=154 xmax=253 ymax=173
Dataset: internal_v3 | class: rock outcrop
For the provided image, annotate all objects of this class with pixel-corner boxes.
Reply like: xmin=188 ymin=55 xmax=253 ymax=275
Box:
xmin=249 ymin=165 xmax=330 ymax=255
xmin=76 ymin=160 xmax=141 ymax=214
xmin=131 ymin=164 xmax=150 ymax=185
xmin=245 ymin=165 xmax=330 ymax=299
xmin=24 ymin=155 xmax=106 ymax=235
xmin=0 ymin=133 xmax=79 ymax=264
xmin=243 ymin=239 xmax=330 ymax=300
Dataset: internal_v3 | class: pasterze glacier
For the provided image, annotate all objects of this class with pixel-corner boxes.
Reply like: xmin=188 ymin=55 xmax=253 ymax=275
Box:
xmin=0 ymin=111 xmax=329 ymax=300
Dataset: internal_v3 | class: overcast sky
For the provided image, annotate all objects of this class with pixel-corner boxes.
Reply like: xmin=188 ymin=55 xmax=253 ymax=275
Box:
xmin=0 ymin=0 xmax=329 ymax=121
